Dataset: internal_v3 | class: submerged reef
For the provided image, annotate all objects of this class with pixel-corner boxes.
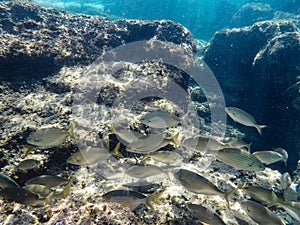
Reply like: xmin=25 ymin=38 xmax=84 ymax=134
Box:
xmin=204 ymin=20 xmax=300 ymax=173
xmin=0 ymin=0 xmax=195 ymax=81
xmin=0 ymin=1 xmax=300 ymax=225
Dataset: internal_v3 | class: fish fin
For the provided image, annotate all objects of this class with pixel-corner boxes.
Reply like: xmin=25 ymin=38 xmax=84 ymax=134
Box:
xmin=20 ymin=169 xmax=28 ymax=174
xmin=45 ymin=192 xmax=54 ymax=205
xmin=283 ymin=155 xmax=288 ymax=167
xmin=68 ymin=121 xmax=75 ymax=139
xmin=199 ymin=222 xmax=210 ymax=225
xmin=141 ymin=154 xmax=150 ymax=162
xmin=165 ymin=170 xmax=172 ymax=180
xmin=171 ymin=132 xmax=180 ymax=147
xmin=107 ymin=123 xmax=115 ymax=134
xmin=23 ymin=145 xmax=34 ymax=156
xmin=113 ymin=142 xmax=123 ymax=158
xmin=255 ymin=125 xmax=267 ymax=135
xmin=181 ymin=111 xmax=190 ymax=126
xmin=224 ymin=188 xmax=238 ymax=207
xmin=146 ymin=190 xmax=164 ymax=210
xmin=102 ymin=135 xmax=110 ymax=150
xmin=237 ymin=183 xmax=248 ymax=189
xmin=266 ymin=201 xmax=277 ymax=208
xmin=61 ymin=181 xmax=72 ymax=198
xmin=246 ymin=142 xmax=252 ymax=152
xmin=226 ymin=138 xmax=238 ymax=147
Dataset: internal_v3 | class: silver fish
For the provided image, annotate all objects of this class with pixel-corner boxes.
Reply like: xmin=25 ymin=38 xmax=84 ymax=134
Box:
xmin=228 ymin=138 xmax=252 ymax=152
xmin=122 ymin=182 xmax=161 ymax=194
xmin=0 ymin=172 xmax=20 ymax=189
xmin=0 ymin=187 xmax=47 ymax=206
xmin=280 ymin=172 xmax=292 ymax=191
xmin=27 ymin=126 xmax=72 ymax=149
xmin=16 ymin=159 xmax=40 ymax=171
xmin=274 ymin=148 xmax=289 ymax=166
xmin=225 ymin=107 xmax=267 ymax=135
xmin=187 ymin=203 xmax=226 ymax=225
xmin=239 ymin=185 xmax=278 ymax=206
xmin=240 ymin=200 xmax=285 ymax=225
xmin=174 ymin=169 xmax=233 ymax=204
xmin=125 ymin=165 xmax=166 ymax=179
xmin=182 ymin=136 xmax=229 ymax=154
xmin=53 ymin=181 xmax=72 ymax=199
xmin=253 ymin=150 xmax=288 ymax=165
xmin=23 ymin=184 xmax=52 ymax=198
xmin=140 ymin=110 xmax=181 ymax=128
xmin=145 ymin=151 xmax=182 ymax=164
xmin=111 ymin=123 xmax=143 ymax=146
xmin=278 ymin=200 xmax=300 ymax=222
xmin=126 ymin=133 xmax=176 ymax=154
xmin=67 ymin=147 xmax=111 ymax=166
xmin=102 ymin=189 xmax=162 ymax=210
xmin=25 ymin=175 xmax=67 ymax=188
xmin=216 ymin=148 xmax=265 ymax=171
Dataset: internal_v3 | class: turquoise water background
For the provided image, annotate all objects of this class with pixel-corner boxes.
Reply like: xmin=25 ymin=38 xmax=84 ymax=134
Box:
xmin=34 ymin=0 xmax=300 ymax=40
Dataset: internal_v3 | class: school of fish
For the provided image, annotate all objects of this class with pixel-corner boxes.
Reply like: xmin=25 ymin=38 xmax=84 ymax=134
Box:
xmin=0 ymin=106 xmax=299 ymax=225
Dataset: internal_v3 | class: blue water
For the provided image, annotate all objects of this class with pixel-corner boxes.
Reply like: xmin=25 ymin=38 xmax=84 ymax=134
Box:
xmin=34 ymin=0 xmax=300 ymax=40
xmin=1 ymin=0 xmax=300 ymax=224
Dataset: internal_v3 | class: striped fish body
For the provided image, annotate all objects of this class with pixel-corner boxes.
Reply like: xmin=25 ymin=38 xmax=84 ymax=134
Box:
xmin=217 ymin=148 xmax=265 ymax=171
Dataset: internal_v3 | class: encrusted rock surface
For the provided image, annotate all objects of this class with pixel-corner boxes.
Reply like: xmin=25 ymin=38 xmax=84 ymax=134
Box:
xmin=0 ymin=0 xmax=195 ymax=81
xmin=231 ymin=3 xmax=274 ymax=27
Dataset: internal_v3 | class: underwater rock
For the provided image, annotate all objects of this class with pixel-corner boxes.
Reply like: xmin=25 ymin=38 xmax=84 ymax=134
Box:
xmin=0 ymin=0 xmax=195 ymax=81
xmin=204 ymin=20 xmax=300 ymax=173
xmin=231 ymin=3 xmax=275 ymax=27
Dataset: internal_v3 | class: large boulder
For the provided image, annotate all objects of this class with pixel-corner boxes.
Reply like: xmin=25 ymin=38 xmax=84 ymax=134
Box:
xmin=204 ymin=20 xmax=300 ymax=172
xmin=231 ymin=3 xmax=274 ymax=27
xmin=0 ymin=0 xmax=195 ymax=81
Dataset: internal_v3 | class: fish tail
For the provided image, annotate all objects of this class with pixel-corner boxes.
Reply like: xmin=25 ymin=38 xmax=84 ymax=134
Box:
xmin=165 ymin=170 xmax=172 ymax=180
xmin=181 ymin=111 xmax=190 ymax=127
xmin=256 ymin=125 xmax=267 ymax=135
xmin=224 ymin=188 xmax=238 ymax=207
xmin=101 ymin=135 xmax=110 ymax=150
xmin=283 ymin=156 xmax=288 ymax=167
xmin=68 ymin=120 xmax=75 ymax=139
xmin=45 ymin=192 xmax=54 ymax=205
xmin=23 ymin=145 xmax=34 ymax=156
xmin=146 ymin=190 xmax=164 ymax=210
xmin=141 ymin=154 xmax=150 ymax=162
xmin=112 ymin=142 xmax=123 ymax=158
xmin=246 ymin=142 xmax=252 ymax=152
xmin=171 ymin=132 xmax=180 ymax=147
xmin=61 ymin=181 xmax=72 ymax=198
xmin=108 ymin=123 xmax=115 ymax=134
xmin=239 ymin=183 xmax=248 ymax=189
xmin=226 ymin=138 xmax=238 ymax=147
xmin=224 ymin=183 xmax=247 ymax=207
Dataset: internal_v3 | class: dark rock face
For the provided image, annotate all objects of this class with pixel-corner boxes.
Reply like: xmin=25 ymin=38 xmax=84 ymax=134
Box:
xmin=231 ymin=3 xmax=274 ymax=27
xmin=204 ymin=20 xmax=300 ymax=172
xmin=0 ymin=0 xmax=195 ymax=81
